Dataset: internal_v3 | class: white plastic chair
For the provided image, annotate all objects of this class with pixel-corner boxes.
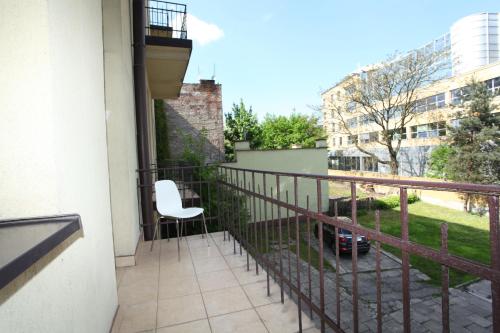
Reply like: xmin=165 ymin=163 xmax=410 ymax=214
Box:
xmin=151 ymin=180 xmax=209 ymax=259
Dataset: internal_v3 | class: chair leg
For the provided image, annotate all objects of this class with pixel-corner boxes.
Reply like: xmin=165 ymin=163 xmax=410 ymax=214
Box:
xmin=150 ymin=217 xmax=159 ymax=252
xmin=176 ymin=219 xmax=180 ymax=261
xmin=166 ymin=222 xmax=170 ymax=242
xmin=202 ymin=212 xmax=210 ymax=247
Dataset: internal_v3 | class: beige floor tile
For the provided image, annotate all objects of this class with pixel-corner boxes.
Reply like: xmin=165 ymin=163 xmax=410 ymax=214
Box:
xmin=157 ymin=294 xmax=207 ymax=328
xmin=223 ymin=253 xmax=254 ymax=268
xmin=116 ymin=267 xmax=127 ymax=288
xmin=160 ymin=259 xmax=195 ymax=278
xmin=118 ymin=300 xmax=157 ymax=333
xmin=157 ymin=319 xmax=211 ymax=333
xmin=242 ymin=279 xmax=285 ymax=307
xmin=119 ymin=265 xmax=158 ymax=287
xmin=197 ymin=269 xmax=239 ymax=292
xmin=188 ymin=236 xmax=215 ymax=249
xmin=158 ymin=274 xmax=200 ymax=300
xmin=256 ymin=300 xmax=314 ymax=333
xmin=193 ymin=256 xmax=229 ymax=274
xmin=202 ymin=286 xmax=252 ymax=317
xmin=209 ymin=309 xmax=268 ymax=333
xmin=190 ymin=245 xmax=222 ymax=260
xmin=217 ymin=242 xmax=240 ymax=256
xmin=232 ymin=265 xmax=267 ymax=285
xmin=118 ymin=278 xmax=159 ymax=306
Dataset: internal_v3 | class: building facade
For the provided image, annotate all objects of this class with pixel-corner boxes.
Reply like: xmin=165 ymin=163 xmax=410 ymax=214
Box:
xmin=164 ymin=80 xmax=224 ymax=163
xmin=322 ymin=13 xmax=500 ymax=176
xmin=0 ymin=1 xmax=191 ymax=331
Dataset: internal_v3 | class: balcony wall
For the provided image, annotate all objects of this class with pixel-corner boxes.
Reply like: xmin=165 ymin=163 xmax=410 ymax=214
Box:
xmin=102 ymin=0 xmax=141 ymax=263
xmin=0 ymin=1 xmax=117 ymax=331
xmin=222 ymin=145 xmax=330 ymax=221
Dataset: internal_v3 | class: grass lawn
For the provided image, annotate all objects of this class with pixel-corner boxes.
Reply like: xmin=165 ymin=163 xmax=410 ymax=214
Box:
xmin=329 ymin=181 xmax=369 ymax=199
xmin=357 ymin=201 xmax=490 ymax=287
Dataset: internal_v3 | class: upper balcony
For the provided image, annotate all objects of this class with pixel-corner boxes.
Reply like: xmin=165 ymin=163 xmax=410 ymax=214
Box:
xmin=145 ymin=1 xmax=192 ymax=99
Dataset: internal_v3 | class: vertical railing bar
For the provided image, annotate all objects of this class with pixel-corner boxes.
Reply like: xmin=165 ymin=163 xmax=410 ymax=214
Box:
xmin=226 ymin=169 xmax=231 ymax=242
xmin=286 ymin=190 xmax=292 ymax=294
xmin=216 ymin=169 xmax=221 ymax=233
xmin=236 ymin=170 xmax=242 ymax=256
xmin=307 ymin=195 xmax=313 ymax=319
xmin=375 ymin=209 xmax=382 ymax=333
xmin=244 ymin=172 xmax=249 ymax=272
xmin=488 ymin=195 xmax=500 ymax=332
xmin=263 ymin=173 xmax=270 ymax=296
xmin=400 ymin=187 xmax=411 ymax=333
xmin=317 ymin=179 xmax=325 ymax=333
xmin=334 ymin=200 xmax=341 ymax=326
xmin=252 ymin=172 xmax=259 ymax=275
xmin=222 ymin=168 xmax=227 ymax=241
xmin=294 ymin=176 xmax=303 ymax=332
xmin=231 ymin=170 xmax=236 ymax=254
xmin=271 ymin=186 xmax=276 ymax=281
xmin=258 ymin=184 xmax=262 ymax=258
xmin=441 ymin=223 xmax=450 ymax=333
xmin=350 ymin=182 xmax=359 ymax=333
xmin=277 ymin=175 xmax=284 ymax=303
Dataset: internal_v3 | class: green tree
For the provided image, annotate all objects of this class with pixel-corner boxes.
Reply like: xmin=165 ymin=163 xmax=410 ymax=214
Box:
xmin=260 ymin=113 xmax=324 ymax=149
xmin=446 ymin=80 xmax=500 ymax=211
xmin=154 ymin=99 xmax=170 ymax=166
xmin=224 ymin=100 xmax=261 ymax=161
xmin=426 ymin=144 xmax=453 ymax=179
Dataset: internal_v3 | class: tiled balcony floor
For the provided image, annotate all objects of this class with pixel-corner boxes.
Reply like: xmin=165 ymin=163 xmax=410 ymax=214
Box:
xmin=112 ymin=232 xmax=318 ymax=333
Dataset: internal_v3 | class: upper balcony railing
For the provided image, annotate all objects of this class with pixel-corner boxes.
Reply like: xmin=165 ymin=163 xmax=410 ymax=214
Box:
xmin=145 ymin=1 xmax=187 ymax=39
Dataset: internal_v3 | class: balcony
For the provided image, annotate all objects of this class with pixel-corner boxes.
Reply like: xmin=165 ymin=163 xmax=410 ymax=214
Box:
xmin=144 ymin=1 xmax=192 ymax=99
xmin=113 ymin=233 xmax=317 ymax=332
xmin=126 ymin=164 xmax=500 ymax=332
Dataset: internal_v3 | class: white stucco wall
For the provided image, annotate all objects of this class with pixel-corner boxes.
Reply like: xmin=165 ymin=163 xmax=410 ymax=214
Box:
xmin=103 ymin=0 xmax=141 ymax=258
xmin=222 ymin=148 xmax=329 ymax=221
xmin=0 ymin=1 xmax=117 ymax=332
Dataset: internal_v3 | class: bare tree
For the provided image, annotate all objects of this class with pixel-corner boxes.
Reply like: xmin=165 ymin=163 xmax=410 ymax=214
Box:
xmin=327 ymin=50 xmax=449 ymax=175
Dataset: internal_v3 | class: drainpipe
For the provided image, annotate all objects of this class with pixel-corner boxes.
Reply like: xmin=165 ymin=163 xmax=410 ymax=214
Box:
xmin=133 ymin=0 xmax=154 ymax=240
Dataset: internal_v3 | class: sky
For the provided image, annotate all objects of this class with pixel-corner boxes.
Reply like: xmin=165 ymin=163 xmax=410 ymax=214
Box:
xmin=181 ymin=0 xmax=500 ymax=121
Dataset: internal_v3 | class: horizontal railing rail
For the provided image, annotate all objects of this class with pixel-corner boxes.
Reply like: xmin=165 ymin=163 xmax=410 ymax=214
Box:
xmin=216 ymin=165 xmax=500 ymax=333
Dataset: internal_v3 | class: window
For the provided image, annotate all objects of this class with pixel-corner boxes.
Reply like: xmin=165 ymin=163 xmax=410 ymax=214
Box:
xmin=486 ymin=76 xmax=500 ymax=94
xmin=389 ymin=128 xmax=407 ymax=140
xmin=450 ymin=119 xmax=461 ymax=128
xmin=359 ymin=132 xmax=379 ymax=143
xmin=347 ymin=135 xmax=358 ymax=145
xmin=363 ymin=157 xmax=378 ymax=172
xmin=451 ymin=87 xmax=470 ymax=105
xmin=359 ymin=114 xmax=374 ymax=126
xmin=411 ymin=121 xmax=446 ymax=138
xmin=347 ymin=102 xmax=357 ymax=112
xmin=338 ymin=137 xmax=343 ymax=146
xmin=415 ymin=93 xmax=445 ymax=112
xmin=346 ymin=118 xmax=358 ymax=128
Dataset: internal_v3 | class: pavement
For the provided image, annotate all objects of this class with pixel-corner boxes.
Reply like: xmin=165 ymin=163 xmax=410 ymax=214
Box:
xmin=261 ymin=232 xmax=493 ymax=333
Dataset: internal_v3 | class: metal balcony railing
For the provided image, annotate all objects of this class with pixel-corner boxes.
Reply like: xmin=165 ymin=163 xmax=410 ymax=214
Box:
xmin=145 ymin=1 xmax=187 ymax=39
xmin=217 ymin=166 xmax=500 ymax=333
xmin=138 ymin=163 xmax=500 ymax=332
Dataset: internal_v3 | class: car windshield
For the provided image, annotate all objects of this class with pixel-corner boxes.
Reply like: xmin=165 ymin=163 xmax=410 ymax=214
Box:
xmin=339 ymin=228 xmax=352 ymax=235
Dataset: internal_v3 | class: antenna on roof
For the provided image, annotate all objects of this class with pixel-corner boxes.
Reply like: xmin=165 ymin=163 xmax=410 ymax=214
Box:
xmin=197 ymin=65 xmax=201 ymax=81
xmin=211 ymin=64 xmax=216 ymax=81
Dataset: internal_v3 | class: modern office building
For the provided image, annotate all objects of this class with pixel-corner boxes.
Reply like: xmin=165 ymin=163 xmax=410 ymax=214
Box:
xmin=322 ymin=12 xmax=500 ymax=176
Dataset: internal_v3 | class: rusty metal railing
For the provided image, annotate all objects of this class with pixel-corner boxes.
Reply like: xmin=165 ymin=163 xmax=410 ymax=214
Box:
xmin=216 ymin=165 xmax=500 ymax=333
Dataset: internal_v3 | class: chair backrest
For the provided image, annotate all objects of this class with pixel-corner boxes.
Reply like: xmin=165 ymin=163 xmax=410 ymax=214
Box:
xmin=155 ymin=180 xmax=182 ymax=216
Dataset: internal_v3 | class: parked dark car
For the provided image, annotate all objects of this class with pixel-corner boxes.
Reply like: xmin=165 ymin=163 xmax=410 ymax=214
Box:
xmin=314 ymin=223 xmax=370 ymax=254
